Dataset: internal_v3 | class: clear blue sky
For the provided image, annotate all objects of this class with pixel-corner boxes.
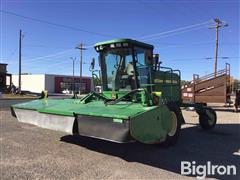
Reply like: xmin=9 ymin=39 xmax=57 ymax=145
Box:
xmin=1 ymin=0 xmax=239 ymax=80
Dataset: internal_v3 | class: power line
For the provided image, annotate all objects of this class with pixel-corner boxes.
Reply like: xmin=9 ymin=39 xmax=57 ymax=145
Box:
xmin=22 ymin=57 xmax=74 ymax=66
xmin=24 ymin=44 xmax=73 ymax=49
xmin=154 ymin=40 xmax=215 ymax=49
xmin=141 ymin=24 xmax=209 ymax=41
xmin=24 ymin=49 xmax=75 ymax=63
xmin=142 ymin=25 xmax=208 ymax=41
xmin=163 ymin=56 xmax=239 ymax=62
xmin=152 ymin=40 xmax=240 ymax=49
xmin=165 ymin=3 xmax=213 ymax=40
xmin=139 ymin=20 xmax=211 ymax=40
xmin=23 ymin=59 xmax=90 ymax=69
xmin=8 ymin=43 xmax=94 ymax=65
xmin=0 ymin=10 xmax=117 ymax=38
xmin=145 ymin=40 xmax=237 ymax=48
xmin=24 ymin=43 xmax=94 ymax=49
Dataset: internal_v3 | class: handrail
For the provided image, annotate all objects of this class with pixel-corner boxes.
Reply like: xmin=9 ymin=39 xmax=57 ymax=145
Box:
xmin=194 ymin=63 xmax=230 ymax=82
xmin=160 ymin=66 xmax=173 ymax=100
xmin=173 ymin=69 xmax=181 ymax=79
xmin=195 ymin=69 xmax=227 ymax=82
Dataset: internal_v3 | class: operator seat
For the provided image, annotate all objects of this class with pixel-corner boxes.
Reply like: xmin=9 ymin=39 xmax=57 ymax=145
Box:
xmin=120 ymin=62 xmax=136 ymax=90
xmin=125 ymin=62 xmax=134 ymax=76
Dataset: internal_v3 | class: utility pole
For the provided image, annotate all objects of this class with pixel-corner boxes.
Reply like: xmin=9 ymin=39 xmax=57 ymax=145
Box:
xmin=70 ymin=57 xmax=76 ymax=97
xmin=18 ymin=29 xmax=23 ymax=93
xmin=209 ymin=18 xmax=228 ymax=78
xmin=76 ymin=43 xmax=86 ymax=94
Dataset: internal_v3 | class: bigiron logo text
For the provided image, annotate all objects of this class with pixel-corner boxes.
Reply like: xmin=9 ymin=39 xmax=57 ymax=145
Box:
xmin=181 ymin=161 xmax=237 ymax=178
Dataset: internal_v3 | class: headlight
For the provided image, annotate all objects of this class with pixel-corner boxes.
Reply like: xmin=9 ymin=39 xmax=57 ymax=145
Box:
xmin=110 ymin=43 xmax=115 ymax=48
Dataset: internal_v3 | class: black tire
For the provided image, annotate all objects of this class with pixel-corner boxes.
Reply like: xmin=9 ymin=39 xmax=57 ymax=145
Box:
xmin=199 ymin=108 xmax=217 ymax=130
xmin=162 ymin=105 xmax=182 ymax=147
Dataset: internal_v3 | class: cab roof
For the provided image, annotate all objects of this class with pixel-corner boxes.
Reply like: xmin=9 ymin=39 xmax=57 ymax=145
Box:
xmin=94 ymin=38 xmax=154 ymax=50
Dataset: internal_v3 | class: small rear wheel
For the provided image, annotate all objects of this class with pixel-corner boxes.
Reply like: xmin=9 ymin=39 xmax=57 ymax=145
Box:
xmin=199 ymin=108 xmax=217 ymax=130
xmin=162 ymin=105 xmax=181 ymax=147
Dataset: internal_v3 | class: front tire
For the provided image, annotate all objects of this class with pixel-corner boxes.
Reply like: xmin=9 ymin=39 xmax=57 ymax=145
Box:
xmin=162 ymin=105 xmax=181 ymax=147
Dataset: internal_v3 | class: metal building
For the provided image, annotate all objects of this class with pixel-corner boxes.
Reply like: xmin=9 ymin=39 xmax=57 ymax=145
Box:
xmin=11 ymin=74 xmax=92 ymax=94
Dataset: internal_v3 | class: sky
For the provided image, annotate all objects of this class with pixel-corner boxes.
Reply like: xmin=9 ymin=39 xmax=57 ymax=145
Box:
xmin=0 ymin=0 xmax=239 ymax=80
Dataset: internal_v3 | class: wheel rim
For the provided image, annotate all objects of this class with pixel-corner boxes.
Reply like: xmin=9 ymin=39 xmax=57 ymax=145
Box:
xmin=168 ymin=112 xmax=178 ymax=136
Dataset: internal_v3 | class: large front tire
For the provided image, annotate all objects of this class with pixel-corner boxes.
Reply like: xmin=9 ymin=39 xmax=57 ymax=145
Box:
xmin=162 ymin=105 xmax=181 ymax=147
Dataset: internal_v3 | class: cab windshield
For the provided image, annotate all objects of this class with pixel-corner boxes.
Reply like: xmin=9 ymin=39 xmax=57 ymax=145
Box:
xmin=100 ymin=47 xmax=151 ymax=91
xmin=101 ymin=48 xmax=135 ymax=91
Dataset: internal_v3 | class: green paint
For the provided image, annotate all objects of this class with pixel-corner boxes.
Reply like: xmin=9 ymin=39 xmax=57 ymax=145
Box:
xmin=12 ymin=99 xmax=155 ymax=119
xmin=153 ymin=71 xmax=181 ymax=102
xmin=130 ymin=104 xmax=172 ymax=144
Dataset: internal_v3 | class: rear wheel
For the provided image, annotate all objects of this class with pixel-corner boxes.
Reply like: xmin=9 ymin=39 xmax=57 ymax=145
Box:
xmin=162 ymin=105 xmax=181 ymax=147
xmin=198 ymin=108 xmax=217 ymax=130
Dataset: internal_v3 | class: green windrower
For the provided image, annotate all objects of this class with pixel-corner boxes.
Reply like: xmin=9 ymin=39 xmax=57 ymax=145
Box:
xmin=11 ymin=39 xmax=217 ymax=146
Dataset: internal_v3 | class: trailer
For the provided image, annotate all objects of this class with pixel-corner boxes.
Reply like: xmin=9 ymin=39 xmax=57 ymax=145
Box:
xmin=182 ymin=63 xmax=231 ymax=104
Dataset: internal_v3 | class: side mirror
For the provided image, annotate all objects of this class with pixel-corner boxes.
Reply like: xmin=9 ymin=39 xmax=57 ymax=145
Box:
xmin=90 ymin=58 xmax=95 ymax=70
xmin=98 ymin=56 xmax=101 ymax=67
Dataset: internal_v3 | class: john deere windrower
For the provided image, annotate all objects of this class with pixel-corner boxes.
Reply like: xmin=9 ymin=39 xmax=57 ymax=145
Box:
xmin=11 ymin=39 xmax=217 ymax=146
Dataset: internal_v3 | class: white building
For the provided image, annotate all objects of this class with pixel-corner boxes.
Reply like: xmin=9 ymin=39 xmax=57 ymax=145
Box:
xmin=11 ymin=74 xmax=92 ymax=94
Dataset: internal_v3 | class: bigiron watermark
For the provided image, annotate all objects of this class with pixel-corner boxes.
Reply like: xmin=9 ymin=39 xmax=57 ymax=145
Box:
xmin=181 ymin=161 xmax=237 ymax=178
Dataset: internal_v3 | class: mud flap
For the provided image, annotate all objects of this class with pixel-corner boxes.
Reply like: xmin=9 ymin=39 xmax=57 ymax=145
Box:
xmin=75 ymin=114 xmax=133 ymax=143
xmin=13 ymin=108 xmax=75 ymax=134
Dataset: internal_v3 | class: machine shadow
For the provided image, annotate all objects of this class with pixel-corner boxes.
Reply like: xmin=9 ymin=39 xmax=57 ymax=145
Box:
xmin=61 ymin=124 xmax=240 ymax=179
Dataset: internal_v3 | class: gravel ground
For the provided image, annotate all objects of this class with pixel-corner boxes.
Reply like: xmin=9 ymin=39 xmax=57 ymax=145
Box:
xmin=0 ymin=100 xmax=239 ymax=179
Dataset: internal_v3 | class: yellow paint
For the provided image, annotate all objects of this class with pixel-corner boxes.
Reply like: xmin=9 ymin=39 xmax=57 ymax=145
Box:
xmin=154 ymin=79 xmax=164 ymax=83
xmin=152 ymin=91 xmax=162 ymax=96
xmin=154 ymin=79 xmax=178 ymax=84
xmin=165 ymin=80 xmax=178 ymax=84
xmin=112 ymin=92 xmax=117 ymax=100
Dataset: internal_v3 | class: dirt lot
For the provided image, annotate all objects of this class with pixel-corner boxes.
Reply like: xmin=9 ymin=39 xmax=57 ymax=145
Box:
xmin=0 ymin=100 xmax=239 ymax=179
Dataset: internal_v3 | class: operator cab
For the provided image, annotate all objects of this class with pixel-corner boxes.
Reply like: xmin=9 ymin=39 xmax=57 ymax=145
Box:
xmin=94 ymin=39 xmax=154 ymax=92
